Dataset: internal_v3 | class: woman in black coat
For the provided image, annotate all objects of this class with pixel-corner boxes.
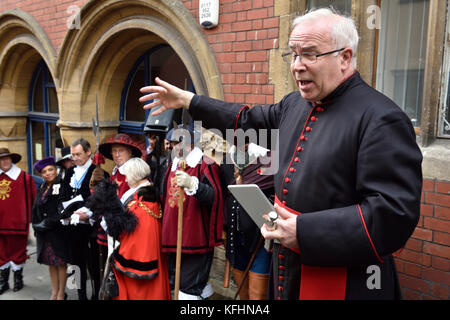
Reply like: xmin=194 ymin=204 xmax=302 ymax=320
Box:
xmin=32 ymin=156 xmax=69 ymax=300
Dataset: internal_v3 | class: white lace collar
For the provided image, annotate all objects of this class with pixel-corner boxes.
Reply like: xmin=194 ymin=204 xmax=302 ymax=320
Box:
xmin=171 ymin=147 xmax=203 ymax=172
xmin=120 ymin=180 xmax=151 ymax=204
xmin=70 ymin=158 xmax=92 ymax=189
xmin=0 ymin=164 xmax=21 ymax=180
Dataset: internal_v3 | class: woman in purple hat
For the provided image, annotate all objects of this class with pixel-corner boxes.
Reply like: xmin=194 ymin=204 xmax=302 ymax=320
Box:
xmin=31 ymin=156 xmax=70 ymax=300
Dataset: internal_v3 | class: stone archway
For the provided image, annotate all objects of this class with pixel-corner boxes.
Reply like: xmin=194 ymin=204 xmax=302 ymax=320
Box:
xmin=0 ymin=10 xmax=56 ymax=169
xmin=57 ymin=0 xmax=223 ymax=146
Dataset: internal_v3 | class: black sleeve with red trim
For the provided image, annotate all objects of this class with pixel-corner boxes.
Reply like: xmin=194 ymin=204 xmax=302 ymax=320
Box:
xmin=189 ymin=94 xmax=283 ymax=135
xmin=297 ymin=110 xmax=422 ymax=267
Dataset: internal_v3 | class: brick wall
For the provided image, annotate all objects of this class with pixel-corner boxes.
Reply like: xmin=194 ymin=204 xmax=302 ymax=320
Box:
xmin=182 ymin=0 xmax=277 ymax=105
xmin=394 ymin=179 xmax=450 ymax=300
xmin=0 ymin=0 xmax=87 ymax=52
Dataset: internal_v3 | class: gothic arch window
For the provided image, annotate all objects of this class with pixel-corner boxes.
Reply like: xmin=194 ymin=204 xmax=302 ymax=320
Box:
xmin=119 ymin=44 xmax=194 ymax=140
xmin=27 ymin=60 xmax=63 ymax=174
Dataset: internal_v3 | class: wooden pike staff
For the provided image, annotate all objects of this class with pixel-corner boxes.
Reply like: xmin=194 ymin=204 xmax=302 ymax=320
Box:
xmin=174 ymin=160 xmax=186 ymax=300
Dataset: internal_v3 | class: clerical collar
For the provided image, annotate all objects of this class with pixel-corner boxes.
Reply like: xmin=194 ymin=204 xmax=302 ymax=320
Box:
xmin=0 ymin=164 xmax=21 ymax=180
xmin=171 ymin=147 xmax=203 ymax=172
xmin=312 ymin=70 xmax=359 ymax=106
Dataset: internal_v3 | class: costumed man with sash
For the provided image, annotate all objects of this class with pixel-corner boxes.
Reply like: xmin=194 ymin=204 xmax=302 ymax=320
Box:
xmin=0 ymin=147 xmax=36 ymax=294
xmin=162 ymin=124 xmax=223 ymax=300
xmin=59 ymin=138 xmax=107 ymax=300
xmin=140 ymin=9 xmax=423 ymax=300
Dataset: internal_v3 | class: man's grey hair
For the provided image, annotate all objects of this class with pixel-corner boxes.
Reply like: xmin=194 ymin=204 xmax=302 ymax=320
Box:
xmin=291 ymin=7 xmax=359 ymax=68
xmin=120 ymin=157 xmax=151 ymax=186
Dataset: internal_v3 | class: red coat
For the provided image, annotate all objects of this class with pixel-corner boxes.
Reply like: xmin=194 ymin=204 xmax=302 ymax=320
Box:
xmin=0 ymin=170 xmax=36 ymax=236
xmin=161 ymin=158 xmax=223 ymax=254
xmin=113 ymin=198 xmax=171 ymax=300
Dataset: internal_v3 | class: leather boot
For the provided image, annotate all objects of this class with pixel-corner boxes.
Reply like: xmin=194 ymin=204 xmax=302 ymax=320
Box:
xmin=248 ymin=271 xmax=269 ymax=300
xmin=232 ymin=268 xmax=249 ymax=300
xmin=0 ymin=267 xmax=10 ymax=294
xmin=13 ymin=268 xmax=24 ymax=292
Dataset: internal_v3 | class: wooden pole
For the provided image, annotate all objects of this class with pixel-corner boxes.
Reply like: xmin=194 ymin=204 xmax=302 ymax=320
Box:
xmin=174 ymin=160 xmax=186 ymax=300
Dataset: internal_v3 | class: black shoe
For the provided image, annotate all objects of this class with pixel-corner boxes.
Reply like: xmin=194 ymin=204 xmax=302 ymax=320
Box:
xmin=0 ymin=267 xmax=10 ymax=295
xmin=13 ymin=269 xmax=24 ymax=292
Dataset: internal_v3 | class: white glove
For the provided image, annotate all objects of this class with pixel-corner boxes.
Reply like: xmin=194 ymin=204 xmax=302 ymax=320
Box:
xmin=70 ymin=213 xmax=80 ymax=225
xmin=60 ymin=218 xmax=70 ymax=226
xmin=175 ymin=170 xmax=199 ymax=195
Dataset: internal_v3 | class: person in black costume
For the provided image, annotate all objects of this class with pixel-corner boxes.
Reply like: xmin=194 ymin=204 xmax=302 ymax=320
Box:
xmin=32 ymin=156 xmax=69 ymax=300
xmin=221 ymin=143 xmax=274 ymax=300
xmin=59 ymin=138 xmax=108 ymax=300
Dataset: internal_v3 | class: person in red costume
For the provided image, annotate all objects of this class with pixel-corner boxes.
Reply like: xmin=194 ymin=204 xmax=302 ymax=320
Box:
xmin=87 ymin=158 xmax=171 ymax=300
xmin=162 ymin=124 xmax=223 ymax=300
xmin=0 ymin=147 xmax=36 ymax=294
xmin=96 ymin=133 xmax=145 ymax=260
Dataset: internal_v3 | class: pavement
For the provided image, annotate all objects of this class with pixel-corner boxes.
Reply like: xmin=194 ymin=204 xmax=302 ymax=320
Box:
xmin=0 ymin=228 xmax=89 ymax=301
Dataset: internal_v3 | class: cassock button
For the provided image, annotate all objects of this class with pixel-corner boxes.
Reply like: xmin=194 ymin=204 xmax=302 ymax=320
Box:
xmin=306 ymin=127 xmax=312 ymax=132
xmin=278 ymin=286 xmax=284 ymax=292
xmin=297 ymin=147 xmax=303 ymax=152
xmin=278 ymin=276 xmax=284 ymax=281
xmin=285 ymin=178 xmax=291 ymax=183
xmin=294 ymin=157 xmax=300 ymax=163
xmin=289 ymin=168 xmax=296 ymax=173
xmin=279 ymin=265 xmax=285 ymax=270
xmin=311 ymin=116 xmax=318 ymax=122
xmin=278 ymin=254 xmax=284 ymax=260
xmin=283 ymin=189 xmax=288 ymax=195
xmin=282 ymin=201 xmax=286 ymax=205
xmin=300 ymin=135 xmax=306 ymax=141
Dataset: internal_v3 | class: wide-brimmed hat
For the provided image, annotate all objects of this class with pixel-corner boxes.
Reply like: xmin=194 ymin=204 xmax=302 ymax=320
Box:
xmin=0 ymin=147 xmax=22 ymax=164
xmin=98 ymin=133 xmax=144 ymax=160
xmin=34 ymin=156 xmax=56 ymax=173
xmin=56 ymin=146 xmax=72 ymax=166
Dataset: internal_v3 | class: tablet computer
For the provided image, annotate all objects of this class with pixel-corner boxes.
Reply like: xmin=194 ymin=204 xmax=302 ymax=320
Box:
xmin=227 ymin=184 xmax=278 ymax=250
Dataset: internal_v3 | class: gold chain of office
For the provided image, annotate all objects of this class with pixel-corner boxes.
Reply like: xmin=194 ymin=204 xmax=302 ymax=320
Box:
xmin=128 ymin=200 xmax=162 ymax=219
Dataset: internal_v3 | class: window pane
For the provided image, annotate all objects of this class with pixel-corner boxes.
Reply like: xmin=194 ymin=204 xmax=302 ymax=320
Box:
xmin=32 ymin=69 xmax=44 ymax=112
xmin=31 ymin=121 xmax=45 ymax=174
xmin=149 ymin=47 xmax=191 ymax=90
xmin=47 ymin=86 xmax=59 ymax=114
xmin=48 ymin=122 xmax=63 ymax=158
xmin=444 ymin=78 xmax=450 ymax=135
xmin=123 ymin=46 xmax=192 ymax=124
xmin=376 ymin=0 xmax=429 ymax=128
xmin=125 ymin=61 xmax=146 ymax=122
xmin=307 ymin=0 xmax=352 ymax=15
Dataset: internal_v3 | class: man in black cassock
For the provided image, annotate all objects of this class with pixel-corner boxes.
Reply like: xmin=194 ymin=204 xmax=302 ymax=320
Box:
xmin=139 ymin=8 xmax=423 ymax=300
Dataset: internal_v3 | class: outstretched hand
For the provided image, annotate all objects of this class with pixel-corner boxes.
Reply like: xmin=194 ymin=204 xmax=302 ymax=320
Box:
xmin=139 ymin=77 xmax=195 ymax=116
